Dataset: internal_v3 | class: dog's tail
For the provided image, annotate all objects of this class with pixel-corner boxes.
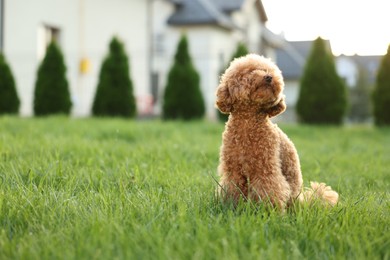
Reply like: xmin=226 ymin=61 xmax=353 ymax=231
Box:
xmin=298 ymin=182 xmax=339 ymax=206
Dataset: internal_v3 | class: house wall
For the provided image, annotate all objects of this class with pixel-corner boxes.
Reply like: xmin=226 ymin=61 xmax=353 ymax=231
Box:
xmin=336 ymin=56 xmax=358 ymax=87
xmin=284 ymin=80 xmax=299 ymax=107
xmin=203 ymin=28 xmax=238 ymax=119
xmin=231 ymin=0 xmax=262 ymax=53
xmin=4 ymin=0 xmax=149 ymax=116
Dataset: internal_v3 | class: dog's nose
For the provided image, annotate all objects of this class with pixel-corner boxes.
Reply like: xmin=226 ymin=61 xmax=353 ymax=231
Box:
xmin=264 ymin=75 xmax=273 ymax=83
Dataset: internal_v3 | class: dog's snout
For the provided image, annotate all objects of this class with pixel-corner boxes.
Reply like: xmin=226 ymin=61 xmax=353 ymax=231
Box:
xmin=264 ymin=75 xmax=273 ymax=83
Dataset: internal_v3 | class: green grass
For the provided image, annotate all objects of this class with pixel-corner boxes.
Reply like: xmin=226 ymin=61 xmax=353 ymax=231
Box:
xmin=0 ymin=116 xmax=389 ymax=260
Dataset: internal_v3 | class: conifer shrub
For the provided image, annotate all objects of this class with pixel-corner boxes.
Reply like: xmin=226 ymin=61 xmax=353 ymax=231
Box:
xmin=231 ymin=42 xmax=249 ymax=60
xmin=92 ymin=37 xmax=136 ymax=117
xmin=296 ymin=37 xmax=347 ymax=124
xmin=0 ymin=53 xmax=20 ymax=114
xmin=34 ymin=41 xmax=71 ymax=115
xmin=218 ymin=42 xmax=249 ymax=122
xmin=372 ymin=45 xmax=390 ymax=126
xmin=163 ymin=35 xmax=205 ymax=120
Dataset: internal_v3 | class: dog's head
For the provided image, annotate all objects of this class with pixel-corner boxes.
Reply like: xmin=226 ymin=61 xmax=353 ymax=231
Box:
xmin=216 ymin=54 xmax=285 ymax=117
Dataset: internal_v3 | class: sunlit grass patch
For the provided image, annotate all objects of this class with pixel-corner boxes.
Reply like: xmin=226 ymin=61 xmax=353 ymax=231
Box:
xmin=0 ymin=117 xmax=389 ymax=259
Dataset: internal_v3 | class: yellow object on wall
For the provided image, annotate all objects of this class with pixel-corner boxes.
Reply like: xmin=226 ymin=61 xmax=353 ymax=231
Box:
xmin=79 ymin=58 xmax=91 ymax=74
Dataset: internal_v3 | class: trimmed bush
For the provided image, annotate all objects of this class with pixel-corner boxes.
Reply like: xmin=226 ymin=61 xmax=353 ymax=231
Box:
xmin=34 ymin=42 xmax=72 ymax=116
xmin=218 ymin=42 xmax=249 ymax=122
xmin=163 ymin=35 xmax=205 ymax=120
xmin=34 ymin=41 xmax=71 ymax=116
xmin=372 ymin=45 xmax=390 ymax=126
xmin=296 ymin=37 xmax=347 ymax=124
xmin=0 ymin=53 xmax=20 ymax=114
xmin=92 ymin=37 xmax=136 ymax=117
xmin=231 ymin=42 xmax=249 ymax=60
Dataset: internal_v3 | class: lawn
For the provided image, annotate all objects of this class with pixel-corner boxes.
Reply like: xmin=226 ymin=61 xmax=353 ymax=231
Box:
xmin=0 ymin=116 xmax=389 ymax=259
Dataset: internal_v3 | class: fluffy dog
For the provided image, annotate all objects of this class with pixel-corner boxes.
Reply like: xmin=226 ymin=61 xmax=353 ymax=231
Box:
xmin=216 ymin=54 xmax=338 ymax=209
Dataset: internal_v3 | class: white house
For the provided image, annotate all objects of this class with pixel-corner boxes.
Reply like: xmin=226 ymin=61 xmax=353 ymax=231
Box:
xmin=151 ymin=0 xmax=283 ymax=119
xmin=2 ymin=0 xmax=150 ymax=117
xmin=1 ymin=0 xmax=281 ymax=119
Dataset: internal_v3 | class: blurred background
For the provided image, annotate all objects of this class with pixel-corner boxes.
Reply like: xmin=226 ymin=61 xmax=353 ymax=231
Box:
xmin=0 ymin=0 xmax=388 ymax=122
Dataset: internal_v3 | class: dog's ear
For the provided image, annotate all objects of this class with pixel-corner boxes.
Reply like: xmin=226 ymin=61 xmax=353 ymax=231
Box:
xmin=265 ymin=98 xmax=286 ymax=118
xmin=215 ymin=81 xmax=233 ymax=114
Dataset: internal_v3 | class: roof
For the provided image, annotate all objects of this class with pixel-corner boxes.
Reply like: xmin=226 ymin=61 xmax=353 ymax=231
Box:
xmin=262 ymin=27 xmax=284 ymax=48
xmin=214 ymin=0 xmax=245 ymax=13
xmin=167 ymin=0 xmax=267 ymax=30
xmin=167 ymin=0 xmax=236 ymax=29
xmin=276 ymin=40 xmax=332 ymax=80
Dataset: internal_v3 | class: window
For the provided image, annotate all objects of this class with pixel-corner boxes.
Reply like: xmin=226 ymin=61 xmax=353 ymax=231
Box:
xmin=151 ymin=72 xmax=159 ymax=104
xmin=37 ymin=24 xmax=61 ymax=60
xmin=0 ymin=0 xmax=4 ymax=51
xmin=154 ymin=33 xmax=165 ymax=55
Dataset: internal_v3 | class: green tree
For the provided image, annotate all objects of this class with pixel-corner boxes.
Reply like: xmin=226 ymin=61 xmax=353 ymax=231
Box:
xmin=0 ymin=53 xmax=20 ymax=114
xmin=218 ymin=42 xmax=249 ymax=122
xmin=34 ymin=42 xmax=71 ymax=115
xmin=230 ymin=42 xmax=249 ymax=61
xmin=163 ymin=35 xmax=205 ymax=120
xmin=296 ymin=37 xmax=347 ymax=124
xmin=92 ymin=37 xmax=136 ymax=117
xmin=372 ymin=45 xmax=390 ymax=126
xmin=348 ymin=65 xmax=372 ymax=122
